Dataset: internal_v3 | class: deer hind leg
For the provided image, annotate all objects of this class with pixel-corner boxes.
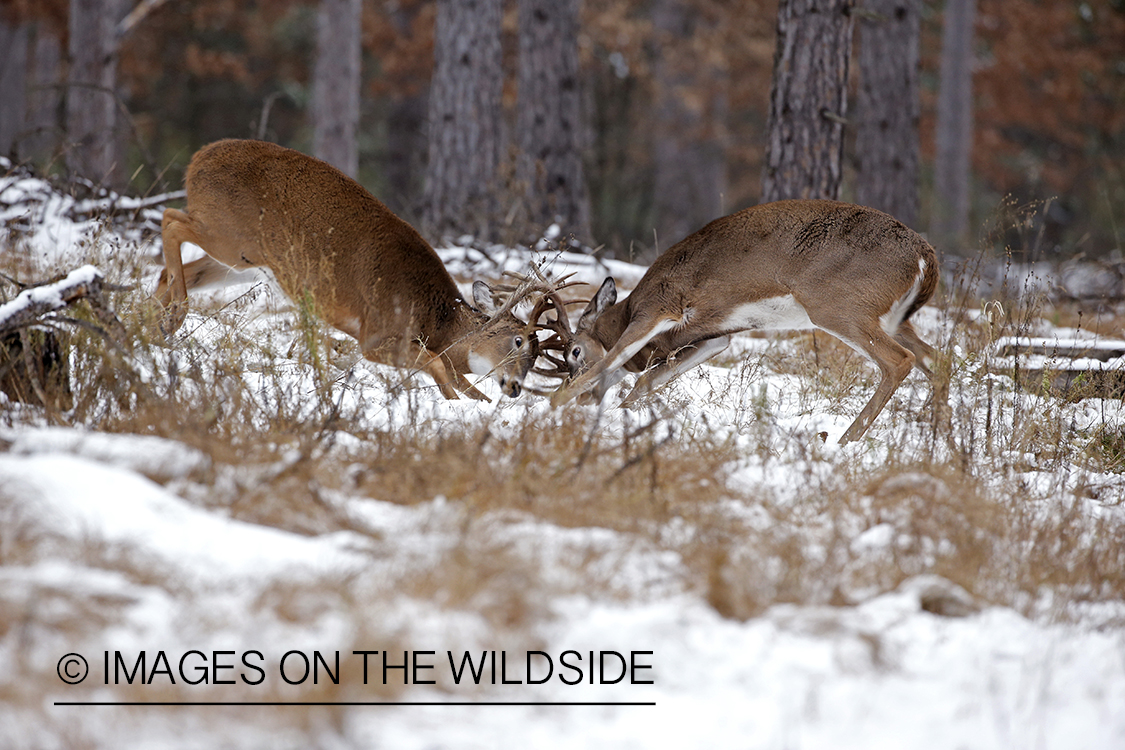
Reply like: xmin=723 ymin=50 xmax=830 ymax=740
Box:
xmin=550 ymin=316 xmax=679 ymax=408
xmin=892 ymin=318 xmax=936 ymax=377
xmin=810 ymin=310 xmax=916 ymax=444
xmin=621 ymin=335 xmax=732 ymax=406
xmin=893 ymin=317 xmax=951 ymax=433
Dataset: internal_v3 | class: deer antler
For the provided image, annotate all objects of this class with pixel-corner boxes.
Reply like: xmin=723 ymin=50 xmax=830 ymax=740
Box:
xmin=484 ymin=262 xmax=582 ymax=323
xmin=484 ymin=262 xmax=592 ymax=381
xmin=526 ymin=293 xmax=573 ymax=379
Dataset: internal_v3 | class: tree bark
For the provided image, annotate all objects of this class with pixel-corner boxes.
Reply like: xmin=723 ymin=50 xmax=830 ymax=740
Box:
xmin=761 ymin=0 xmax=854 ymax=203
xmin=651 ymin=0 xmax=727 ymax=255
xmin=311 ymin=0 xmax=362 ymax=178
xmin=26 ymin=23 xmax=63 ymax=164
xmin=67 ymin=0 xmax=122 ymax=186
xmin=423 ymin=0 xmax=504 ymax=241
xmin=932 ymin=0 xmax=976 ymax=249
xmin=855 ymin=0 xmax=920 ymax=228
xmin=383 ymin=0 xmax=428 ymax=221
xmin=516 ymin=0 xmax=591 ymax=244
xmin=0 ymin=17 xmax=29 ymax=160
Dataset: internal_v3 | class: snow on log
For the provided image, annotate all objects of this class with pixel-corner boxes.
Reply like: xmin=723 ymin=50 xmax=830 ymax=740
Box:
xmin=0 ymin=265 xmax=107 ymax=334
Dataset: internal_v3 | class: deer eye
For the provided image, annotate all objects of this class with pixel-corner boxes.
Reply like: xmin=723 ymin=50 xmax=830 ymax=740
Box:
xmin=570 ymin=346 xmax=582 ymax=360
xmin=514 ymin=336 xmax=524 ymax=348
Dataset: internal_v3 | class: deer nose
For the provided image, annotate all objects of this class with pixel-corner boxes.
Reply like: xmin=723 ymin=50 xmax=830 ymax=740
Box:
xmin=501 ymin=378 xmax=522 ymax=398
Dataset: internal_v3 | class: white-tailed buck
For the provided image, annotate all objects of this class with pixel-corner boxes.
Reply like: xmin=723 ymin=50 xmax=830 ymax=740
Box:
xmin=155 ymin=139 xmax=540 ymax=400
xmin=543 ymin=200 xmax=940 ymax=444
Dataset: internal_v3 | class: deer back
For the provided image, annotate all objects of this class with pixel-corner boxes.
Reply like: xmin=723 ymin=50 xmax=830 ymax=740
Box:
xmin=183 ymin=139 xmax=473 ymax=349
xmin=619 ymin=199 xmax=936 ymax=353
xmin=164 ymin=139 xmax=537 ymax=398
xmin=549 ymin=199 xmax=939 ymax=432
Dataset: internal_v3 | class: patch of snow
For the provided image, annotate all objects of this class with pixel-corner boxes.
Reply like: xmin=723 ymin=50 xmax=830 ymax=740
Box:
xmin=0 ymin=454 xmax=367 ymax=583
xmin=3 ymin=427 xmax=212 ymax=483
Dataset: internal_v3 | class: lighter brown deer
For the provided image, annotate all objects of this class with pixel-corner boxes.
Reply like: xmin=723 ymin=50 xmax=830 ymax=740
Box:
xmin=154 ymin=139 xmax=539 ymax=400
xmin=544 ymin=200 xmax=941 ymax=444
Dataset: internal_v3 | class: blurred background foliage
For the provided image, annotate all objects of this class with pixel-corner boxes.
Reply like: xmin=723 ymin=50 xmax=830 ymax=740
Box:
xmin=2 ymin=0 xmax=1123 ymax=259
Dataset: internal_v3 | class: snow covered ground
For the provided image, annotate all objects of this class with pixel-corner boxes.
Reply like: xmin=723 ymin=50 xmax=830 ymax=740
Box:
xmin=2 ymin=168 xmax=1124 ymax=748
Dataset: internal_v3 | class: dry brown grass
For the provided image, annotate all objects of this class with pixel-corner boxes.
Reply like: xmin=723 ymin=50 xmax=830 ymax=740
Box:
xmin=66 ymin=271 xmax=1125 ymax=623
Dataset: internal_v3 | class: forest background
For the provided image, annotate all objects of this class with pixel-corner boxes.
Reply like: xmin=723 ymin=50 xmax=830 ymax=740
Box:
xmin=1 ymin=0 xmax=1123 ymax=264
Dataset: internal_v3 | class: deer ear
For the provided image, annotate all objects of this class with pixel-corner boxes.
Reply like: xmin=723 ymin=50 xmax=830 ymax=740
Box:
xmin=472 ymin=280 xmax=500 ymax=315
xmin=578 ymin=277 xmax=616 ymax=331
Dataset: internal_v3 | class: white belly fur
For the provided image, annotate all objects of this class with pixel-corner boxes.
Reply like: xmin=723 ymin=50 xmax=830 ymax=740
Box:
xmin=720 ymin=295 xmax=814 ymax=332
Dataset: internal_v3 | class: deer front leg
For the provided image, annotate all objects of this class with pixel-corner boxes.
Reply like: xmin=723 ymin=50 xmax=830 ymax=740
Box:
xmin=620 ymin=335 xmax=732 ymax=406
xmin=550 ymin=316 xmax=679 ymax=408
xmin=421 ymin=349 xmax=491 ymax=402
xmin=155 ymin=208 xmax=199 ymax=335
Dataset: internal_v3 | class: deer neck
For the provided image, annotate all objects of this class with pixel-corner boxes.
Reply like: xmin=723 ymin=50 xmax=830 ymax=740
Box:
xmin=432 ymin=299 xmax=490 ymax=373
xmin=594 ymin=300 xmax=632 ymax=352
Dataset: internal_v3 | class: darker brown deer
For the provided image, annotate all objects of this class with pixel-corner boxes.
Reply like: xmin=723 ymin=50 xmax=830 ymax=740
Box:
xmin=154 ymin=139 xmax=539 ymax=400
xmin=545 ymin=200 xmax=941 ymax=443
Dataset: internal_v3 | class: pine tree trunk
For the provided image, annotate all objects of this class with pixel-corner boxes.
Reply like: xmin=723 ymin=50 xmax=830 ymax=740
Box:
xmin=761 ymin=0 xmax=854 ymax=203
xmin=0 ymin=18 xmax=29 ymax=160
xmin=383 ymin=0 xmax=428 ymax=221
xmin=651 ymin=0 xmax=727 ymax=255
xmin=66 ymin=0 xmax=120 ymax=186
xmin=932 ymin=0 xmax=976 ymax=249
xmin=516 ymin=0 xmax=591 ymax=243
xmin=27 ymin=23 xmax=63 ymax=164
xmin=855 ymin=0 xmax=920 ymax=228
xmin=312 ymin=0 xmax=362 ymax=178
xmin=423 ymin=0 xmax=504 ymax=241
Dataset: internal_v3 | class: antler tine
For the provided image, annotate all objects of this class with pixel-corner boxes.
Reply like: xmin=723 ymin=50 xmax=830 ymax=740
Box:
xmin=483 ymin=278 xmax=556 ymax=322
xmin=502 ymin=265 xmax=581 ymax=287
xmin=533 ymin=349 xmax=570 ymax=379
xmin=528 ymin=292 xmax=576 ymax=344
xmin=484 ymin=261 xmax=584 ymax=325
xmin=538 ymin=332 xmax=566 ymax=351
xmin=501 ymin=263 xmax=585 ymax=297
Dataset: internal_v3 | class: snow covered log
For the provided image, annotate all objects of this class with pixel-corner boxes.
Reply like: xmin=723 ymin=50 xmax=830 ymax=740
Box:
xmin=0 ymin=265 xmax=122 ymax=410
xmin=993 ymin=335 xmax=1125 ymax=400
xmin=0 ymin=265 xmax=110 ymax=335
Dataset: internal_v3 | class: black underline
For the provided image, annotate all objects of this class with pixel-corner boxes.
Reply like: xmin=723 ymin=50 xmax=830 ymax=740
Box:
xmin=54 ymin=701 xmax=656 ymax=707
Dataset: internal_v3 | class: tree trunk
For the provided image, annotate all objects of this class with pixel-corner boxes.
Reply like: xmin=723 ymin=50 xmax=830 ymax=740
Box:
xmin=423 ymin=0 xmax=504 ymax=242
xmin=516 ymin=0 xmax=591 ymax=244
xmin=855 ymin=0 xmax=920 ymax=228
xmin=0 ymin=17 xmax=29 ymax=160
xmin=761 ymin=0 xmax=854 ymax=203
xmin=383 ymin=0 xmax=428 ymax=222
xmin=932 ymin=0 xmax=976 ymax=249
xmin=311 ymin=0 xmax=362 ymax=178
xmin=67 ymin=0 xmax=121 ymax=186
xmin=650 ymin=0 xmax=727 ymax=256
xmin=26 ymin=23 xmax=63 ymax=165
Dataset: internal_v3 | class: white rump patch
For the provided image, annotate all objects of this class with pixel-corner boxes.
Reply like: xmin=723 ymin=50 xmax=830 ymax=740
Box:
xmin=880 ymin=258 xmax=927 ymax=335
xmin=721 ymin=295 xmax=814 ymax=332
